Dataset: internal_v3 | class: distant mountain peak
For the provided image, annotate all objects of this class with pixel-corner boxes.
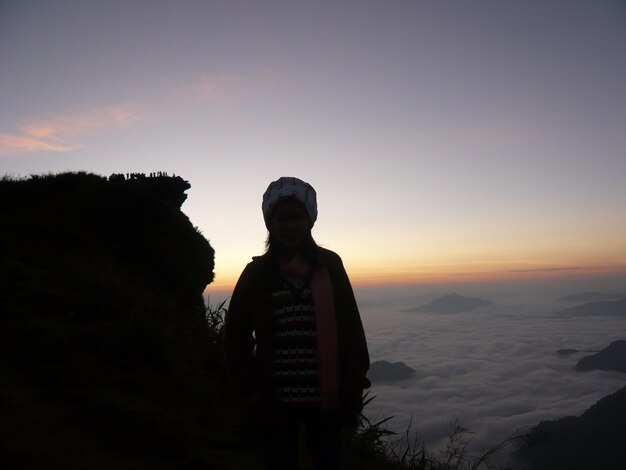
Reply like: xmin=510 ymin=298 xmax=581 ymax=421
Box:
xmin=555 ymin=298 xmax=626 ymax=317
xmin=404 ymin=293 xmax=492 ymax=314
xmin=367 ymin=360 xmax=415 ymax=383
xmin=558 ymin=292 xmax=626 ymax=303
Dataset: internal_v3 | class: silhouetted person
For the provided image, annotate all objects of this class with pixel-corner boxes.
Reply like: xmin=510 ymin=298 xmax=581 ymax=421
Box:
xmin=224 ymin=177 xmax=370 ymax=470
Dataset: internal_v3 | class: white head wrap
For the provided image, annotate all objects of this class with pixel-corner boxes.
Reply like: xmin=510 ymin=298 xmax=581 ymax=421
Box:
xmin=262 ymin=177 xmax=317 ymax=229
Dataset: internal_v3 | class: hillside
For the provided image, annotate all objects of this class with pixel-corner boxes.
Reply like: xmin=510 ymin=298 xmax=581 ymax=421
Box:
xmin=576 ymin=340 xmax=626 ymax=373
xmin=515 ymin=386 xmax=626 ymax=470
xmin=0 ymin=172 xmax=252 ymax=469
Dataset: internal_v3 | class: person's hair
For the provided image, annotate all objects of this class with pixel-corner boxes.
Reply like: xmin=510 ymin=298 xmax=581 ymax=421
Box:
xmin=265 ymin=231 xmax=319 ymax=262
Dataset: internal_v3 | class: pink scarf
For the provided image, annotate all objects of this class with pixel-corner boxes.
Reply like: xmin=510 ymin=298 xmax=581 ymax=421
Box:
xmin=279 ymin=255 xmax=340 ymax=410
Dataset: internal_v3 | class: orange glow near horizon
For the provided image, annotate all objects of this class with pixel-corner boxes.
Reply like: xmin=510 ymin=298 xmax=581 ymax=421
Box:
xmin=346 ymin=264 xmax=626 ymax=287
xmin=204 ymin=258 xmax=626 ymax=298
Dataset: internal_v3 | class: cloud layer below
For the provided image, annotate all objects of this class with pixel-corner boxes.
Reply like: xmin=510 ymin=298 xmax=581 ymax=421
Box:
xmin=361 ymin=291 xmax=626 ymax=463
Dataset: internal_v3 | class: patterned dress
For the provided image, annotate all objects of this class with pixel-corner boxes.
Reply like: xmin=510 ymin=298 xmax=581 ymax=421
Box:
xmin=270 ymin=271 xmax=321 ymax=406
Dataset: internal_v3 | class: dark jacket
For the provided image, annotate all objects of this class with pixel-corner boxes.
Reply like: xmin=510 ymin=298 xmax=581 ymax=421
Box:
xmin=224 ymin=247 xmax=370 ymax=424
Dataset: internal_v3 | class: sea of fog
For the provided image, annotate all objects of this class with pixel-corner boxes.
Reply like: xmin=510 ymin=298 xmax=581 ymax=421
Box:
xmin=357 ymin=289 xmax=626 ymax=464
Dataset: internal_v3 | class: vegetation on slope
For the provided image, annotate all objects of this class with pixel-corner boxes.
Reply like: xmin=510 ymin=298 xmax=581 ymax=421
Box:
xmin=1 ymin=172 xmax=237 ymax=469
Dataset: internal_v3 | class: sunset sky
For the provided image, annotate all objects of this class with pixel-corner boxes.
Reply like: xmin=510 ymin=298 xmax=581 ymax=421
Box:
xmin=2 ymin=0 xmax=625 ymax=297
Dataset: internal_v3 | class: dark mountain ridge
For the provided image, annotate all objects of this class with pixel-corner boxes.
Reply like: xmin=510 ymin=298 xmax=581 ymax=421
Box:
xmin=576 ymin=340 xmax=626 ymax=373
xmin=516 ymin=386 xmax=626 ymax=470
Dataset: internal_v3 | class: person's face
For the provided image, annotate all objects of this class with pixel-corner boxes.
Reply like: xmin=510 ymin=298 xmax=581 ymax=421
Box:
xmin=270 ymin=199 xmax=311 ymax=251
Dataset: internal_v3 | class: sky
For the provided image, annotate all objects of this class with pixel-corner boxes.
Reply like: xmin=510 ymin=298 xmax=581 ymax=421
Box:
xmin=2 ymin=0 xmax=626 ymax=297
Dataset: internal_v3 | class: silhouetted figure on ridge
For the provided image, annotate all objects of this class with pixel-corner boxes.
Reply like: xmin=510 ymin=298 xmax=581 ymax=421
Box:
xmin=225 ymin=177 xmax=370 ymax=470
